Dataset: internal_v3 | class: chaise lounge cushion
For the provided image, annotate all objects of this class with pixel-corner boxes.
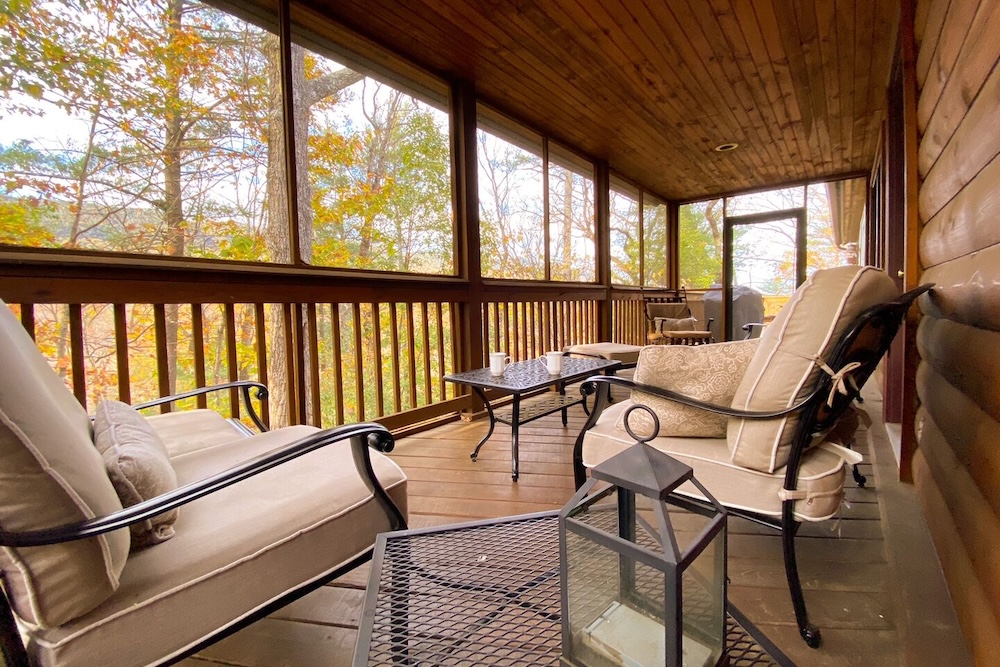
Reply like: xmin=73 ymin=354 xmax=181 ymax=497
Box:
xmin=620 ymin=339 xmax=759 ymax=438
xmin=587 ymin=401 xmax=847 ymax=522
xmin=144 ymin=409 xmax=249 ymax=458
xmin=93 ymin=400 xmax=179 ymax=548
xmin=728 ymin=266 xmax=898 ymax=473
xmin=24 ymin=424 xmax=408 ymax=667
xmin=0 ymin=305 xmax=129 ymax=627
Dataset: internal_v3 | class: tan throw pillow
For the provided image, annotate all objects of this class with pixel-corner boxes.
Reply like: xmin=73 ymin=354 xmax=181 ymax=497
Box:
xmin=94 ymin=400 xmax=179 ymax=548
xmin=654 ymin=316 xmax=698 ymax=333
xmin=618 ymin=339 xmax=760 ymax=438
xmin=728 ymin=266 xmax=899 ymax=473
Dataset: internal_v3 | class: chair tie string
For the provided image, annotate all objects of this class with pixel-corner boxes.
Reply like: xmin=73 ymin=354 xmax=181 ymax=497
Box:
xmin=779 ymin=347 xmax=862 ymax=407
xmin=817 ymin=360 xmax=862 ymax=407
xmin=777 ymin=487 xmax=842 ymax=502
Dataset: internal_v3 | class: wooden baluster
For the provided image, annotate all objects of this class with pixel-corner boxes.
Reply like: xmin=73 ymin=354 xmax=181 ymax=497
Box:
xmin=191 ymin=304 xmax=207 ymax=409
xmin=421 ymin=302 xmax=433 ymax=405
xmin=406 ymin=302 xmax=417 ymax=410
xmin=389 ymin=302 xmax=402 ymax=414
xmin=113 ymin=303 xmax=131 ymax=405
xmin=330 ymin=303 xmax=345 ymax=426
xmin=253 ymin=303 xmax=269 ymax=428
xmin=68 ymin=303 xmax=87 ymax=409
xmin=152 ymin=304 xmax=169 ymax=413
xmin=225 ymin=304 xmax=239 ymax=419
xmin=305 ymin=303 xmax=320 ymax=425
xmin=372 ymin=302 xmax=385 ymax=418
xmin=352 ymin=302 xmax=364 ymax=421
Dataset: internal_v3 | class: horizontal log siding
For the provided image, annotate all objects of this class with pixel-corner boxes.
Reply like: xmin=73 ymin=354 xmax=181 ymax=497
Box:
xmin=914 ymin=0 xmax=1000 ymax=657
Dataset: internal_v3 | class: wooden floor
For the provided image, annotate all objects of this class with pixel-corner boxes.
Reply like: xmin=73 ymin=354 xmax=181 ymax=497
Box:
xmin=181 ymin=389 xmax=969 ymax=667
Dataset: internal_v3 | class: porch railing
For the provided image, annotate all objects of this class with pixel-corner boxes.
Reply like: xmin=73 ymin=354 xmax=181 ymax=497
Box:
xmin=1 ymin=258 xmax=652 ymax=433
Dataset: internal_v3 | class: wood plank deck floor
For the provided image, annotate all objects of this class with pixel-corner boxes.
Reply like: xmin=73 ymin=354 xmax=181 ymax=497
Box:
xmin=180 ymin=389 xmax=968 ymax=667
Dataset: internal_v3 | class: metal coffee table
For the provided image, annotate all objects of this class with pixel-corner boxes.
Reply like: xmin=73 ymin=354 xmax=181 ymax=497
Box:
xmin=444 ymin=357 xmax=619 ymax=480
xmin=353 ymin=512 xmax=795 ymax=666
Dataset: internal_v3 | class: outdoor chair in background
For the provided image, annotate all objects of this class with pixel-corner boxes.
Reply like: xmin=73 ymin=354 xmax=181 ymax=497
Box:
xmin=574 ymin=266 xmax=932 ymax=648
xmin=0 ymin=300 xmax=407 ymax=667
xmin=643 ymin=287 xmax=713 ymax=345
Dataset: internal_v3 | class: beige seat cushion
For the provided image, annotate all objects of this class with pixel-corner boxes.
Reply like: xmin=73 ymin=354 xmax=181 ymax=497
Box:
xmin=94 ymin=401 xmax=179 ymax=548
xmin=0 ymin=303 xmax=129 ymax=627
xmin=587 ymin=401 xmax=847 ymax=522
xmin=728 ymin=266 xmax=898 ymax=473
xmin=25 ymin=424 xmax=407 ymax=667
xmin=621 ymin=339 xmax=759 ymax=438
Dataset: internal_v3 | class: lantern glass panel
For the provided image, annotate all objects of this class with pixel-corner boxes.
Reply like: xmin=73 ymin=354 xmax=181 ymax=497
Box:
xmin=564 ymin=490 xmax=670 ymax=666
xmin=680 ymin=521 xmax=726 ymax=666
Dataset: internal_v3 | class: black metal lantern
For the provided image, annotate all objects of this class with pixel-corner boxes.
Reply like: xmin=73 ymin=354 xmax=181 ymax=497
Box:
xmin=559 ymin=405 xmax=728 ymax=667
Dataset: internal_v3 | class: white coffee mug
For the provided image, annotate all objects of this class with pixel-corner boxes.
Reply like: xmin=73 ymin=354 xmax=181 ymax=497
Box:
xmin=539 ymin=351 xmax=563 ymax=375
xmin=489 ymin=352 xmax=512 ymax=376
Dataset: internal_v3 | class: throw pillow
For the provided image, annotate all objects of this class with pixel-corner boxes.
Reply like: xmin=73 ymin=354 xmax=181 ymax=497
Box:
xmin=618 ymin=339 xmax=760 ymax=438
xmin=94 ymin=400 xmax=179 ymax=548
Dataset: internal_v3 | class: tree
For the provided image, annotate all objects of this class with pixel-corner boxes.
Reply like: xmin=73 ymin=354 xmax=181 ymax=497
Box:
xmin=477 ymin=131 xmax=545 ymax=279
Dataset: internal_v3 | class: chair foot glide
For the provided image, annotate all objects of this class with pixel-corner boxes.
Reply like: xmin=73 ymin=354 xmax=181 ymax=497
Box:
xmin=799 ymin=622 xmax=822 ymax=648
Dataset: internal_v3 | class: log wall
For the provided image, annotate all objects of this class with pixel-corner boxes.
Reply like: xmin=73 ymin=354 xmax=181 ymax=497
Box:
xmin=914 ymin=0 xmax=1000 ymax=661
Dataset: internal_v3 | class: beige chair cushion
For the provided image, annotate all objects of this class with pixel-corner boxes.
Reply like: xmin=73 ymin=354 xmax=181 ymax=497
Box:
xmin=144 ymin=409 xmax=247 ymax=458
xmin=25 ymin=425 xmax=408 ymax=667
xmin=728 ymin=266 xmax=898 ymax=473
xmin=0 ymin=303 xmax=129 ymax=627
xmin=654 ymin=316 xmax=698 ymax=333
xmin=588 ymin=401 xmax=848 ymax=522
xmin=94 ymin=401 xmax=179 ymax=548
xmin=620 ymin=339 xmax=759 ymax=438
xmin=645 ymin=302 xmax=690 ymax=320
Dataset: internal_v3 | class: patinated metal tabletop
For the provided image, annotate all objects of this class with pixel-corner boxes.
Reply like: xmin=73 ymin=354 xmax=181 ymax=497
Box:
xmin=443 ymin=357 xmax=618 ymax=481
xmin=354 ymin=512 xmax=796 ymax=666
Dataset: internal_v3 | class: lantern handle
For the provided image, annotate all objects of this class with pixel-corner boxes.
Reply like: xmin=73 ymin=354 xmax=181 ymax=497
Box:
xmin=621 ymin=404 xmax=659 ymax=444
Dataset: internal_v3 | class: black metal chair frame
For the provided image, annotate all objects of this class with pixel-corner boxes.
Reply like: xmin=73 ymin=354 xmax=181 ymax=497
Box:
xmin=573 ymin=284 xmax=932 ymax=648
xmin=0 ymin=382 xmax=407 ymax=667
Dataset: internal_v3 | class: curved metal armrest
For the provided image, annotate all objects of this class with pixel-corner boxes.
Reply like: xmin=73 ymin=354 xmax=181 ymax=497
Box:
xmin=580 ymin=375 xmax=822 ymax=420
xmin=131 ymin=381 xmax=269 ymax=432
xmin=0 ymin=422 xmax=406 ymax=548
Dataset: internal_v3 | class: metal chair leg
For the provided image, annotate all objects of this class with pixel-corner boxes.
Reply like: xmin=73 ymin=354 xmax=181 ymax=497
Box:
xmin=852 ymin=463 xmax=867 ymax=487
xmin=781 ymin=503 xmax=822 ymax=648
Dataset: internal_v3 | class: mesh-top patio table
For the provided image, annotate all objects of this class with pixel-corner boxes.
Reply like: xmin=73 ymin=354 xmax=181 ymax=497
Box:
xmin=353 ymin=512 xmax=796 ymax=666
xmin=443 ymin=356 xmax=619 ymax=481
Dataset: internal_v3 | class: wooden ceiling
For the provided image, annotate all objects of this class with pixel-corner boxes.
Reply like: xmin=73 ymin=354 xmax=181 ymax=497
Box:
xmin=303 ymin=0 xmax=900 ymax=202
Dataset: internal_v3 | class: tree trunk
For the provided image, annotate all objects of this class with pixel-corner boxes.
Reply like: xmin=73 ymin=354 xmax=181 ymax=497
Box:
xmin=162 ymin=0 xmax=186 ymax=395
xmin=562 ymin=171 xmax=573 ymax=279
xmin=261 ymin=38 xmax=364 ymax=425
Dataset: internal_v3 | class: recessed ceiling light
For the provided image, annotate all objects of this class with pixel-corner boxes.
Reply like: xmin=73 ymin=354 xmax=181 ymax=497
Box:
xmin=713 ymin=142 xmax=739 ymax=152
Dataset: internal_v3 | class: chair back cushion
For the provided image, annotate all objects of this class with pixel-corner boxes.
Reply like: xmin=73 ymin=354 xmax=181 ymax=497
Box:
xmin=645 ymin=302 xmax=690 ymax=320
xmin=728 ymin=266 xmax=899 ymax=472
xmin=0 ymin=302 xmax=129 ymax=626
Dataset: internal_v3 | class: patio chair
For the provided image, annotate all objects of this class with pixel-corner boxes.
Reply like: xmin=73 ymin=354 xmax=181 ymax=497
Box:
xmin=573 ymin=266 xmax=931 ymax=648
xmin=0 ymin=300 xmax=407 ymax=667
xmin=643 ymin=288 xmax=713 ymax=345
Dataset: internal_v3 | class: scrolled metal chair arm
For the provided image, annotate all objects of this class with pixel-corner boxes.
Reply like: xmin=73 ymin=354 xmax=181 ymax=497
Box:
xmin=131 ymin=380 xmax=269 ymax=431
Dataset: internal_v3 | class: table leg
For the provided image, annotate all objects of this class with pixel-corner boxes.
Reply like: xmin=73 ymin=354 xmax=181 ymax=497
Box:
xmin=469 ymin=386 xmax=495 ymax=462
xmin=558 ymin=382 xmax=568 ymax=426
xmin=510 ymin=393 xmax=521 ymax=481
